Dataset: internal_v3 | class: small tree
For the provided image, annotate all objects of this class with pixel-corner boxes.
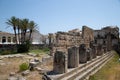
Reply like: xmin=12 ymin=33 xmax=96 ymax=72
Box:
xmin=6 ymin=16 xmax=18 ymax=44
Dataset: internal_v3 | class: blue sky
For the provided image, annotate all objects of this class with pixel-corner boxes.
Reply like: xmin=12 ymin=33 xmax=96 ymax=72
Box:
xmin=0 ymin=0 xmax=120 ymax=34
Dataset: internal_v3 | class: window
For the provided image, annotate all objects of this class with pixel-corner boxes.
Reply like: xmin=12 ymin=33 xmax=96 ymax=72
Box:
xmin=2 ymin=36 xmax=6 ymax=43
xmin=13 ymin=37 xmax=15 ymax=43
xmin=8 ymin=37 xmax=11 ymax=42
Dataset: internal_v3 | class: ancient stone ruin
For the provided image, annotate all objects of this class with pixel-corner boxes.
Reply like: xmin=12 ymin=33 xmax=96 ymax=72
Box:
xmin=53 ymin=51 xmax=67 ymax=74
xmin=49 ymin=26 xmax=94 ymax=56
xmin=68 ymin=46 xmax=79 ymax=68
xmin=48 ymin=26 xmax=119 ymax=76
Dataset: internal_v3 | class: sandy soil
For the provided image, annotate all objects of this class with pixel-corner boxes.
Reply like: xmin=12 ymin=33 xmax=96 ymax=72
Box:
xmin=0 ymin=54 xmax=53 ymax=80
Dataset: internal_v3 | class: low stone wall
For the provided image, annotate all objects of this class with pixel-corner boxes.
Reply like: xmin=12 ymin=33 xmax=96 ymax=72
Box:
xmin=0 ymin=44 xmax=48 ymax=51
xmin=0 ymin=44 xmax=16 ymax=51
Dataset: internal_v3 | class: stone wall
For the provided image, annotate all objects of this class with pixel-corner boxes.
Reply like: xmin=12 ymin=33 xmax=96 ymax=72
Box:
xmin=0 ymin=44 xmax=47 ymax=52
xmin=49 ymin=26 xmax=94 ymax=55
xmin=82 ymin=26 xmax=94 ymax=48
xmin=94 ymin=26 xmax=119 ymax=51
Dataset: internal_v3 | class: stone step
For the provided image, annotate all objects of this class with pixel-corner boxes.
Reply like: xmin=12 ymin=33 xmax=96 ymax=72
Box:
xmin=69 ymin=53 xmax=113 ymax=80
xmin=61 ymin=52 xmax=113 ymax=80
xmin=47 ymin=52 xmax=113 ymax=80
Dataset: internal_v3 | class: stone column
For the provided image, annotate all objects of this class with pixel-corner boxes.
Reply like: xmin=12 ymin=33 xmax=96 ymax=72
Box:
xmin=103 ymin=45 xmax=107 ymax=53
xmin=79 ymin=44 xmax=87 ymax=63
xmin=97 ymin=45 xmax=102 ymax=56
xmin=53 ymin=51 xmax=67 ymax=74
xmin=92 ymin=44 xmax=97 ymax=58
xmin=106 ymin=33 xmax=112 ymax=51
xmin=68 ymin=46 xmax=79 ymax=68
xmin=86 ymin=48 xmax=92 ymax=61
xmin=49 ymin=33 xmax=56 ymax=56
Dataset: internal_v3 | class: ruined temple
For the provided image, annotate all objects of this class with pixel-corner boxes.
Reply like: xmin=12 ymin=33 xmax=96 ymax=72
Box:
xmin=49 ymin=26 xmax=94 ymax=55
xmin=94 ymin=26 xmax=119 ymax=51
xmin=48 ymin=25 xmax=119 ymax=73
xmin=49 ymin=26 xmax=119 ymax=55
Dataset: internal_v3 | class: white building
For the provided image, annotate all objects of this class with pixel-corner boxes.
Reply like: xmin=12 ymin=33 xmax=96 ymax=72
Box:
xmin=0 ymin=30 xmax=45 ymax=44
xmin=0 ymin=31 xmax=15 ymax=44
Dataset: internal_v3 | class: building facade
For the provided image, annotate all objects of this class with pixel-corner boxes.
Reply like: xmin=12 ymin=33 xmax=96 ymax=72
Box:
xmin=0 ymin=30 xmax=44 ymax=44
xmin=0 ymin=31 xmax=15 ymax=44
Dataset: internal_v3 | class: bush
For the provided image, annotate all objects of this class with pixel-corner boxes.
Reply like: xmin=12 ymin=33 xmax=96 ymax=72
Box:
xmin=0 ymin=50 xmax=16 ymax=55
xmin=1 ymin=50 xmax=11 ymax=55
xmin=19 ymin=63 xmax=29 ymax=71
xmin=43 ymin=47 xmax=50 ymax=52
xmin=17 ymin=40 xmax=31 ymax=53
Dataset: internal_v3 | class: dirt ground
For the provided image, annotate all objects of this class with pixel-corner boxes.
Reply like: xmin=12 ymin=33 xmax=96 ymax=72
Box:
xmin=0 ymin=54 xmax=53 ymax=80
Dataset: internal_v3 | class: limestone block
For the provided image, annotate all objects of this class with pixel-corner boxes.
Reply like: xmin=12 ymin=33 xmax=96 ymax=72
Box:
xmin=21 ymin=70 xmax=30 ymax=76
xmin=68 ymin=46 xmax=79 ymax=68
xmin=79 ymin=44 xmax=87 ymax=63
xmin=9 ymin=72 xmax=16 ymax=76
xmin=86 ymin=48 xmax=92 ymax=61
xmin=53 ymin=51 xmax=67 ymax=74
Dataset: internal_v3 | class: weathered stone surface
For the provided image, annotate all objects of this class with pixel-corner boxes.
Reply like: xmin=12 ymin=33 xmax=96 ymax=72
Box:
xmin=35 ymin=67 xmax=42 ymax=71
xmin=9 ymin=72 xmax=16 ymax=76
xmin=92 ymin=45 xmax=97 ymax=58
xmin=8 ymin=76 xmax=26 ymax=80
xmin=18 ymin=77 xmax=26 ymax=80
xmin=49 ymin=26 xmax=94 ymax=56
xmin=28 ymin=53 xmax=37 ymax=57
xmin=82 ymin=26 xmax=94 ymax=48
xmin=94 ymin=26 xmax=119 ymax=51
xmin=53 ymin=51 xmax=67 ymax=74
xmin=8 ymin=76 xmax=18 ymax=80
xmin=29 ymin=61 xmax=38 ymax=71
xmin=79 ymin=44 xmax=87 ymax=63
xmin=103 ymin=45 xmax=107 ymax=53
xmin=86 ymin=48 xmax=92 ymax=61
xmin=34 ymin=58 xmax=40 ymax=62
xmin=97 ymin=45 xmax=103 ymax=56
xmin=21 ymin=70 xmax=30 ymax=76
xmin=68 ymin=46 xmax=79 ymax=68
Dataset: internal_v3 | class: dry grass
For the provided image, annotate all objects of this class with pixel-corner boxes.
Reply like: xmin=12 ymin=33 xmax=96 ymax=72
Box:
xmin=89 ymin=51 xmax=120 ymax=80
xmin=0 ymin=54 xmax=53 ymax=80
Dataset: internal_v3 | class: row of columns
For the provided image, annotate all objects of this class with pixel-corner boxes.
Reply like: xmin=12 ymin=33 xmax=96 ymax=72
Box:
xmin=53 ymin=44 xmax=107 ymax=74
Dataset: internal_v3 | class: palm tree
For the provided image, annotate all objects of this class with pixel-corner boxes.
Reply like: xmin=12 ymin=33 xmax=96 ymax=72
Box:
xmin=21 ymin=19 xmax=29 ymax=43
xmin=6 ymin=16 xmax=18 ymax=44
xmin=28 ymin=21 xmax=37 ymax=41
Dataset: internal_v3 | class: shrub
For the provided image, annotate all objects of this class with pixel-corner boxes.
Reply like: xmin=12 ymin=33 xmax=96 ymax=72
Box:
xmin=43 ymin=47 xmax=50 ymax=52
xmin=0 ymin=50 xmax=17 ymax=55
xmin=17 ymin=40 xmax=31 ymax=53
xmin=19 ymin=63 xmax=29 ymax=71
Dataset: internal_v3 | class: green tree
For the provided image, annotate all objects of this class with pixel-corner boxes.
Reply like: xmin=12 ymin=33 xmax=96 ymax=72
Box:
xmin=6 ymin=16 xmax=38 ymax=53
xmin=21 ymin=19 xmax=29 ymax=43
xmin=6 ymin=16 xmax=18 ymax=44
xmin=28 ymin=21 xmax=37 ymax=41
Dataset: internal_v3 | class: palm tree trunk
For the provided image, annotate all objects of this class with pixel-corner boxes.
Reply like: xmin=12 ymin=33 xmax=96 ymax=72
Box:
xmin=21 ymin=30 xmax=24 ymax=44
xmin=23 ymin=29 xmax=27 ymax=43
xmin=13 ymin=27 xmax=18 ymax=45
xmin=18 ymin=28 xmax=20 ymax=44
xmin=29 ymin=30 xmax=32 ymax=41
